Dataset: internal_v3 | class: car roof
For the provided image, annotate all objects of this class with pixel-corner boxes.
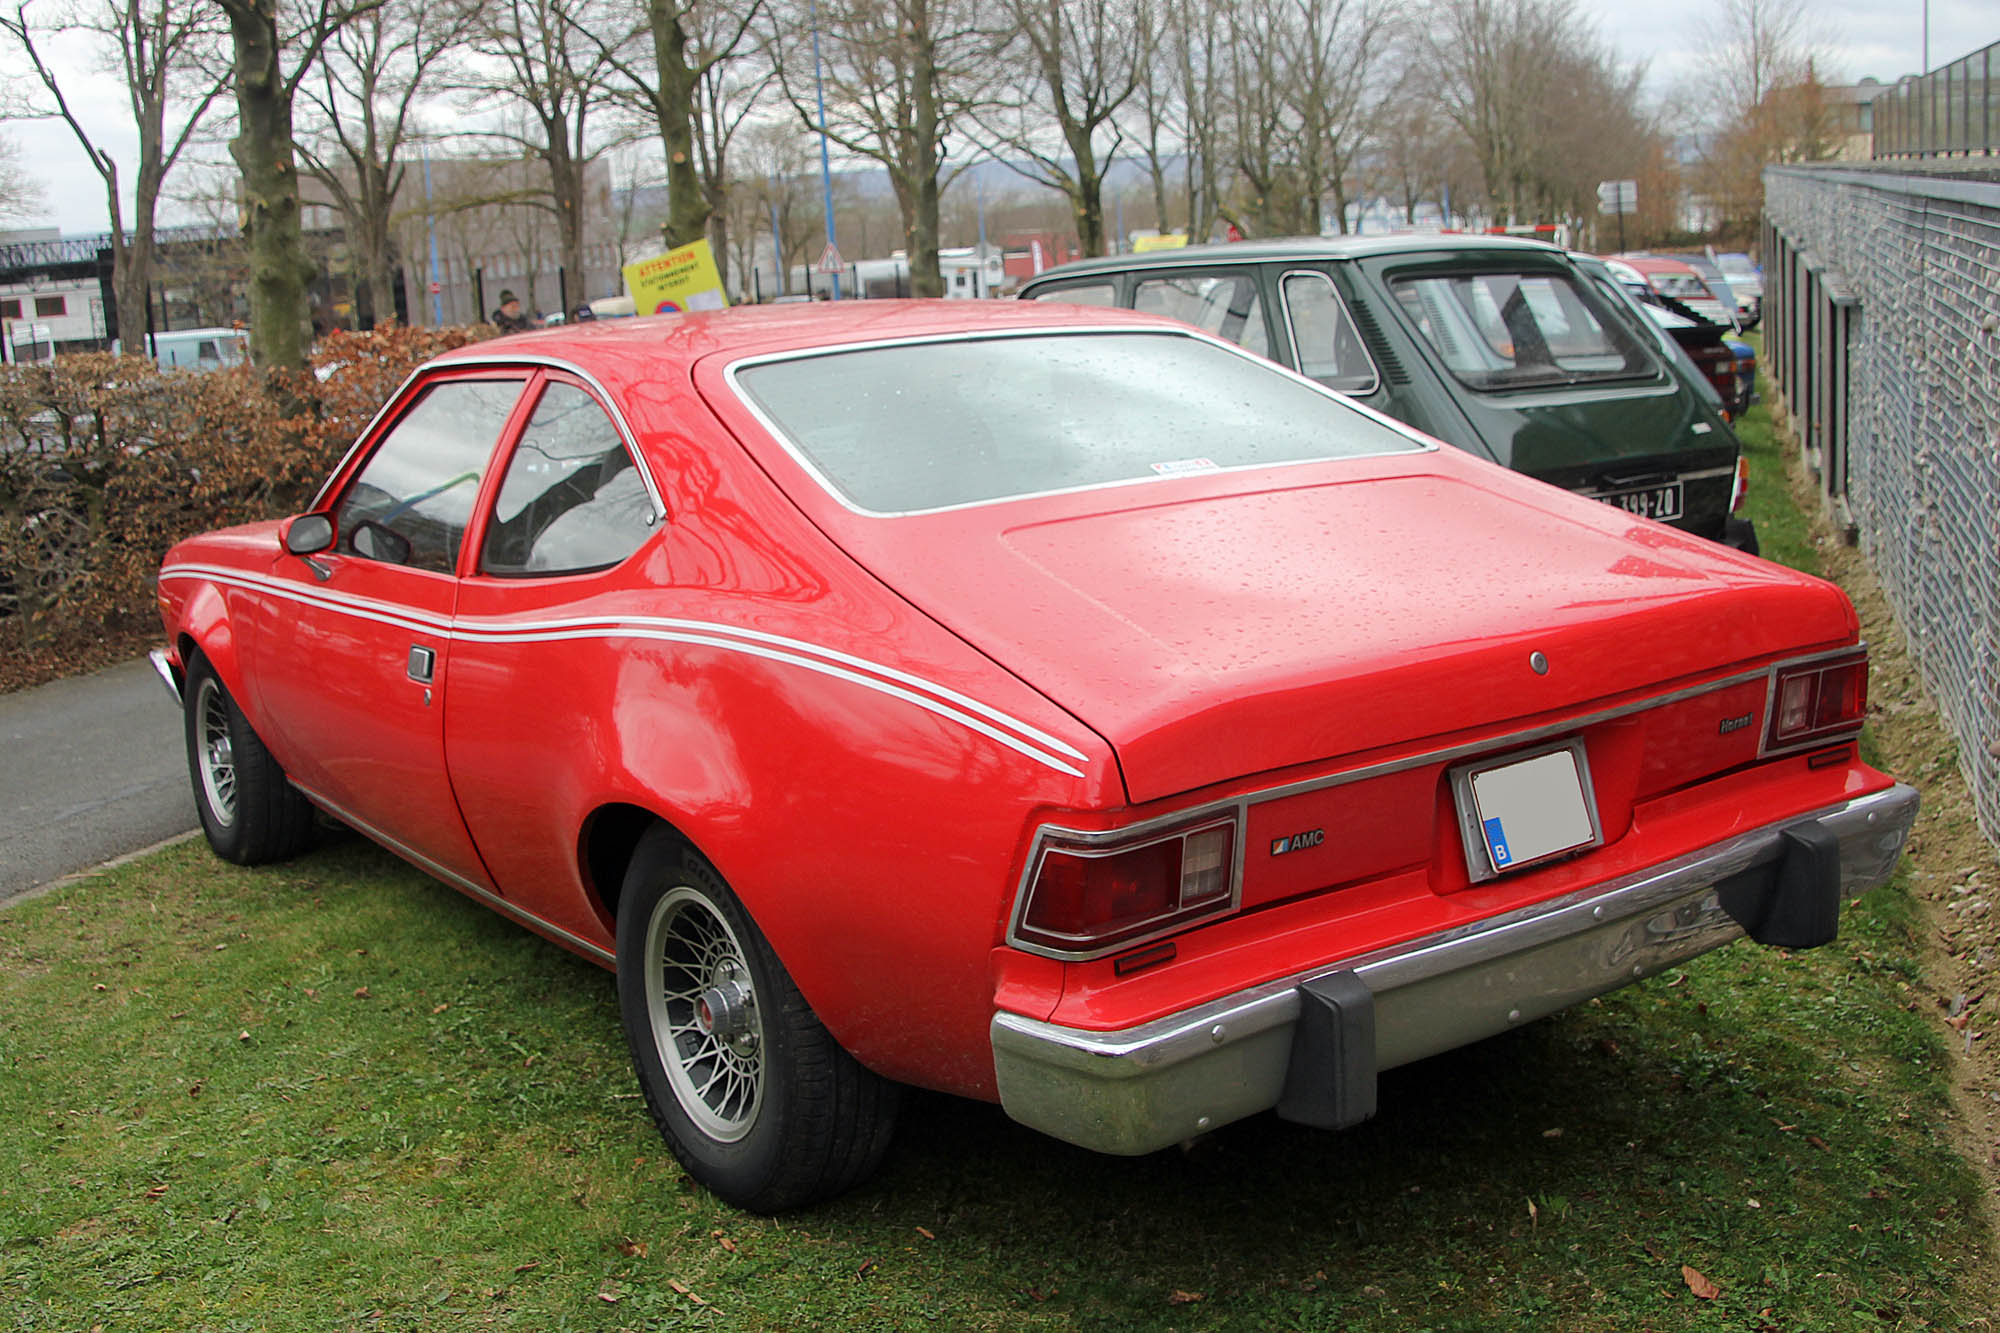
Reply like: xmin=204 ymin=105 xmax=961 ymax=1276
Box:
xmin=425 ymin=299 xmax=1199 ymax=396
xmin=1024 ymin=233 xmax=1568 ymax=283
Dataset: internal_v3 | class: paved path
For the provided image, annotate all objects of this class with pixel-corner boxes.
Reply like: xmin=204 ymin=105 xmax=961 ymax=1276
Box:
xmin=0 ymin=656 xmax=194 ymax=904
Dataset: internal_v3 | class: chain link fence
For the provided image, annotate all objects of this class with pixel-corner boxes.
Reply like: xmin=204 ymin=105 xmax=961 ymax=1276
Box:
xmin=1764 ymin=165 xmax=2000 ymax=845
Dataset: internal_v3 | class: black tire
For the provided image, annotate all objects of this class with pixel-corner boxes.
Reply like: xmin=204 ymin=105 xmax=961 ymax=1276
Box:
xmin=615 ymin=829 xmax=899 ymax=1212
xmin=183 ymin=653 xmax=316 ymax=865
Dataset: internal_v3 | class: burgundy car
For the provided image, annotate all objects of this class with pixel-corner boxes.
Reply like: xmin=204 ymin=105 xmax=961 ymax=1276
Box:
xmin=152 ymin=302 xmax=1915 ymax=1212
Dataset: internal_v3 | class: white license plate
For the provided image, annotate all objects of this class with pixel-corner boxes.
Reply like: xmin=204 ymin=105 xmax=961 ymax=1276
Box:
xmin=1452 ymin=742 xmax=1600 ymax=879
xmin=1602 ymin=482 xmax=1684 ymax=521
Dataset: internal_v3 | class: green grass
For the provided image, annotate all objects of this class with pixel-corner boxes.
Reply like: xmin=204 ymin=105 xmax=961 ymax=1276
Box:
xmin=1 ymin=377 xmax=1989 ymax=1330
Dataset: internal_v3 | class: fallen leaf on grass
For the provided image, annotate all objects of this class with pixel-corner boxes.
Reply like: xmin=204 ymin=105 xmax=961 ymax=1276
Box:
xmin=915 ymin=1226 xmax=936 ymax=1240
xmin=512 ymin=1261 xmax=540 ymax=1274
xmin=667 ymin=1279 xmax=708 ymax=1306
xmin=718 ymin=1236 xmax=737 ymax=1253
xmin=353 ymin=987 xmax=370 ymax=999
xmin=615 ymin=1239 xmax=647 ymax=1259
xmin=237 ymin=1030 xmax=251 ymax=1042
xmin=187 ymin=1081 xmax=203 ymax=1098
xmin=857 ymin=1259 xmax=878 ymax=1277
xmin=1168 ymin=1290 xmax=1205 ymax=1305
xmin=596 ymin=1292 xmax=621 ymax=1304
xmin=1683 ymin=1265 xmax=1721 ymax=1300
xmin=92 ymin=984 xmax=107 ymax=992
xmin=1807 ymin=1135 xmax=1829 ymax=1151
xmin=431 ymin=1003 xmax=449 ymax=1015
xmin=144 ymin=1184 xmax=168 ymax=1199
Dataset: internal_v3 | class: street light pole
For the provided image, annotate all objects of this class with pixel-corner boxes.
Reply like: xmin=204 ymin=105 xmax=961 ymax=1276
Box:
xmin=809 ymin=0 xmax=841 ymax=299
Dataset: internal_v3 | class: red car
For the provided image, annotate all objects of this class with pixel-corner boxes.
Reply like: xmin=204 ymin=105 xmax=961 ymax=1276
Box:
xmin=152 ymin=302 xmax=1916 ymax=1212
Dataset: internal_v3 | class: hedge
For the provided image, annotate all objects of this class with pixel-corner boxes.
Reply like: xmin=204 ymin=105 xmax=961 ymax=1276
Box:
xmin=0 ymin=324 xmax=497 ymax=660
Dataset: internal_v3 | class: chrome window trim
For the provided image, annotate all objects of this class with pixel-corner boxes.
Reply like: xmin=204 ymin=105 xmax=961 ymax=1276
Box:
xmin=1447 ymin=736 xmax=1606 ymax=883
xmin=310 ymin=354 xmax=668 ymax=525
xmin=1276 ymin=267 xmax=1381 ymax=396
xmin=719 ymin=325 xmax=1437 ymax=519
xmin=1004 ymin=646 xmax=1863 ymax=960
xmin=1009 ymin=814 xmax=1243 ymax=955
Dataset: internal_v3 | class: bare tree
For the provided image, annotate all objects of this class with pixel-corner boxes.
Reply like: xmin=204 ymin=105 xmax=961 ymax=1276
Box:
xmin=772 ymin=0 xmax=988 ymax=297
xmin=1693 ymin=0 xmax=1828 ymax=237
xmin=571 ymin=0 xmax=765 ymax=267
xmin=215 ymin=0 xmax=384 ymax=375
xmin=727 ymin=116 xmax=813 ymax=296
xmin=294 ymin=0 xmax=476 ymax=328
xmin=0 ymin=0 xmax=226 ymax=353
xmin=976 ymin=0 xmax=1148 ymax=257
xmin=464 ymin=0 xmax=627 ymax=311
xmin=0 ymin=130 xmax=45 ymax=221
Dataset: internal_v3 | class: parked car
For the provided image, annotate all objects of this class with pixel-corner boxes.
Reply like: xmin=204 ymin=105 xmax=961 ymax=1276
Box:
xmin=1713 ymin=251 xmax=1764 ymax=328
xmin=1021 ymin=236 xmax=1755 ymax=551
xmin=1634 ymin=299 xmax=1747 ymax=418
xmin=153 ymin=302 xmax=1915 ymax=1212
xmin=1614 ymin=255 xmax=1735 ymax=328
xmin=1670 ymin=253 xmax=1750 ymax=331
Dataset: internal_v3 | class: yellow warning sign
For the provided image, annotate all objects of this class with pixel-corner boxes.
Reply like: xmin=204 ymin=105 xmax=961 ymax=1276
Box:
xmin=623 ymin=239 xmax=730 ymax=315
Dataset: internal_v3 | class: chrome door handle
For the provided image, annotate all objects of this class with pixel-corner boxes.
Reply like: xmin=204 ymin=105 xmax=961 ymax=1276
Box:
xmin=406 ymin=645 xmax=435 ymax=684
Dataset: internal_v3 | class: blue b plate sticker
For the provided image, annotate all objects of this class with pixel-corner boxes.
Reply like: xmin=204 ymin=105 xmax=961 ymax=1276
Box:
xmin=1483 ymin=817 xmax=1512 ymax=868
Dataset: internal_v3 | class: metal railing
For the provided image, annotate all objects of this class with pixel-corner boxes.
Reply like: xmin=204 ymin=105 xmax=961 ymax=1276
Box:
xmin=1872 ymin=40 xmax=2000 ymax=158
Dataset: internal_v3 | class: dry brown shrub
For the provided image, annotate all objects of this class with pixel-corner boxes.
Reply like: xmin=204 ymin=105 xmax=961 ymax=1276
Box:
xmin=0 ymin=323 xmax=497 ymax=666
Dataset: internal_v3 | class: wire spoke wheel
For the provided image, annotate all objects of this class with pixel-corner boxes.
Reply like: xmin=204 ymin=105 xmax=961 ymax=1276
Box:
xmin=193 ymin=674 xmax=238 ymax=827
xmin=644 ymin=885 xmax=765 ymax=1142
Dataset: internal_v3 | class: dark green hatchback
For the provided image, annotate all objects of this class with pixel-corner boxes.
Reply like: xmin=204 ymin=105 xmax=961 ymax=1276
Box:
xmin=1020 ymin=235 xmax=1756 ymax=551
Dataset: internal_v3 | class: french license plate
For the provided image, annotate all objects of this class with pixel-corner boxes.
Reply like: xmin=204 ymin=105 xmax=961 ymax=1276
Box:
xmin=1601 ymin=481 xmax=1683 ymax=521
xmin=1452 ymin=743 xmax=1600 ymax=879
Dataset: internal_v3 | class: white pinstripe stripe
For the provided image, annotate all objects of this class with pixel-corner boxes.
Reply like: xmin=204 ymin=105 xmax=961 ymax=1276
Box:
xmin=159 ymin=563 xmax=1089 ymax=777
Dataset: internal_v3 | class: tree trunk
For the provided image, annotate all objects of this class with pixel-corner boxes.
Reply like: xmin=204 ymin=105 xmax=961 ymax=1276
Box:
xmin=904 ymin=21 xmax=943 ymax=298
xmin=651 ymin=0 xmax=710 ymax=251
xmin=223 ymin=0 xmax=313 ymax=376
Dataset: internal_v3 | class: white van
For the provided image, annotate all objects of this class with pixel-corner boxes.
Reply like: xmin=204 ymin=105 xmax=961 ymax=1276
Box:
xmin=112 ymin=327 xmax=251 ymax=371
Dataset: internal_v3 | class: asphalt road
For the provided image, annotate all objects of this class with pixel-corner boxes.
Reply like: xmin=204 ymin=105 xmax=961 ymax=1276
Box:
xmin=0 ymin=655 xmax=194 ymax=904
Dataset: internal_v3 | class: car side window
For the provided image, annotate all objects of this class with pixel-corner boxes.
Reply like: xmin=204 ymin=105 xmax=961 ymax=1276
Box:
xmin=332 ymin=377 xmax=523 ymax=573
xmin=1280 ymin=271 xmax=1377 ymax=394
xmin=1132 ymin=272 xmax=1270 ymax=357
xmin=1025 ymin=281 xmax=1118 ymax=307
xmin=480 ymin=381 xmax=656 ymax=577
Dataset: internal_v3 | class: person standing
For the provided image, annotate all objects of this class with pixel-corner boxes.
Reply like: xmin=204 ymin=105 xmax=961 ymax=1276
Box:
xmin=490 ymin=290 xmax=532 ymax=334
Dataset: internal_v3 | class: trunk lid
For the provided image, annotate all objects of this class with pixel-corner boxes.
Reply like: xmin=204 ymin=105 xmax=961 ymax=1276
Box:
xmin=821 ymin=455 xmax=1853 ymax=804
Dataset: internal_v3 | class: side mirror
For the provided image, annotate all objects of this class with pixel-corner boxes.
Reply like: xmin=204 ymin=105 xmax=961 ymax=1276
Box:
xmin=283 ymin=513 xmax=334 ymax=556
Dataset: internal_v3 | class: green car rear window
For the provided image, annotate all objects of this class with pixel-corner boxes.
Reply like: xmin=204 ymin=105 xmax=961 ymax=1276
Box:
xmin=1390 ymin=270 xmax=1654 ymax=392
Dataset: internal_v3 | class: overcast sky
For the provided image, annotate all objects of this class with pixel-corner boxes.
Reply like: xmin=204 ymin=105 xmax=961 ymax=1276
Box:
xmin=3 ymin=0 xmax=1993 ymax=237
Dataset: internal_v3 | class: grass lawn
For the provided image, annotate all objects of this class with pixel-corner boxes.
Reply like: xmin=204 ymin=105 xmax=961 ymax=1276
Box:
xmin=2 ymin=380 xmax=1991 ymax=1331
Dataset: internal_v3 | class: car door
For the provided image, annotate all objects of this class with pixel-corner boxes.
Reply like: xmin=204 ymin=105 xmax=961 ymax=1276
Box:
xmin=443 ymin=373 xmax=666 ymax=945
xmin=252 ymin=371 xmax=531 ymax=889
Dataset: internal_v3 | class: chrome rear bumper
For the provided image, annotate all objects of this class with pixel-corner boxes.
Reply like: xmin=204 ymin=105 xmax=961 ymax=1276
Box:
xmin=990 ymin=782 xmax=1919 ymax=1155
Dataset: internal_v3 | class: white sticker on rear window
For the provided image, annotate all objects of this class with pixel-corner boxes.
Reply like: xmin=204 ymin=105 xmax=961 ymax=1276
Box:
xmin=1149 ymin=458 xmax=1220 ymax=475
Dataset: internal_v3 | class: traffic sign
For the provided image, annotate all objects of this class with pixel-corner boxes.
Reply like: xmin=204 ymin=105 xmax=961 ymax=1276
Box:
xmin=815 ymin=243 xmax=844 ymax=275
xmin=428 ymin=280 xmax=442 ymax=294
xmin=1596 ymin=179 xmax=1638 ymax=216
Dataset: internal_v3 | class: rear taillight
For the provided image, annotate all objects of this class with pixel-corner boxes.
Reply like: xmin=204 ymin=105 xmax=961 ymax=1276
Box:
xmin=1765 ymin=651 xmax=1868 ymax=752
xmin=1729 ymin=455 xmax=1750 ymax=513
xmin=1012 ymin=817 xmax=1237 ymax=957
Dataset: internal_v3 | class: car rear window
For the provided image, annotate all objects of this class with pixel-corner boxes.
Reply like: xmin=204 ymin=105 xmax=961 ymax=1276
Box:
xmin=731 ymin=331 xmax=1424 ymax=514
xmin=1390 ymin=270 xmax=1653 ymax=391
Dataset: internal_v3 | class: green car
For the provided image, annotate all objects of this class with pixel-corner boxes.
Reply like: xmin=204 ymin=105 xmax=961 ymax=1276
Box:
xmin=1020 ymin=236 xmax=1758 ymax=552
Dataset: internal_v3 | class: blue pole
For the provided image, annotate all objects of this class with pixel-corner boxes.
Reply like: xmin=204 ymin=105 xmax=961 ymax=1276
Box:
xmin=976 ymin=171 xmax=987 ymax=295
xmin=809 ymin=0 xmax=840 ymax=299
xmin=423 ymin=150 xmax=443 ymax=325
